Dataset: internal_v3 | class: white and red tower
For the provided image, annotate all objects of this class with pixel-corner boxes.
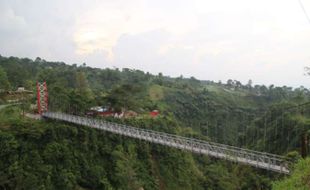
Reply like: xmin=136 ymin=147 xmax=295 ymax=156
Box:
xmin=36 ymin=82 xmax=48 ymax=114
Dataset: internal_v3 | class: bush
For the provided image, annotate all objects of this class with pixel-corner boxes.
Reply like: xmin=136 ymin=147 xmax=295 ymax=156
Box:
xmin=273 ymin=158 xmax=310 ymax=190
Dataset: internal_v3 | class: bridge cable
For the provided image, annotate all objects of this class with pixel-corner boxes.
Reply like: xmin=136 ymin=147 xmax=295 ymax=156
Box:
xmin=264 ymin=115 xmax=267 ymax=151
xmin=298 ymin=0 xmax=310 ymax=25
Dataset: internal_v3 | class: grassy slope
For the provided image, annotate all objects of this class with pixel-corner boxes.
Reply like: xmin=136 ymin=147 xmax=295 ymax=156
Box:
xmin=147 ymin=83 xmax=257 ymax=112
xmin=273 ymin=158 xmax=310 ymax=190
xmin=204 ymin=84 xmax=263 ymax=108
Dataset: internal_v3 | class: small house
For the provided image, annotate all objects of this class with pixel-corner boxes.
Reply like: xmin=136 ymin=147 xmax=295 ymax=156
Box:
xmin=150 ymin=110 xmax=159 ymax=117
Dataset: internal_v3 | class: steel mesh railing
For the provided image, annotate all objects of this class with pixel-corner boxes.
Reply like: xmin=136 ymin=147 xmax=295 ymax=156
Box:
xmin=42 ymin=112 xmax=290 ymax=174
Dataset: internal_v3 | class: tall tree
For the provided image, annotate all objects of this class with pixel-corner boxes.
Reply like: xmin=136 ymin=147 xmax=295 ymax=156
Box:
xmin=0 ymin=66 xmax=10 ymax=90
xmin=75 ymin=71 xmax=93 ymax=99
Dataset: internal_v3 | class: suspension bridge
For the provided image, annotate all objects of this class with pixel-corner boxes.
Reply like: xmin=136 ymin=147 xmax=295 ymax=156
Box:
xmin=36 ymin=82 xmax=290 ymax=174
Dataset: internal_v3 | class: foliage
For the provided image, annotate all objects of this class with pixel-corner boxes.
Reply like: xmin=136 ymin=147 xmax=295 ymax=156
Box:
xmin=0 ymin=66 xmax=10 ymax=90
xmin=1 ymin=55 xmax=310 ymax=189
xmin=0 ymin=108 xmax=273 ymax=189
xmin=273 ymin=158 xmax=310 ymax=190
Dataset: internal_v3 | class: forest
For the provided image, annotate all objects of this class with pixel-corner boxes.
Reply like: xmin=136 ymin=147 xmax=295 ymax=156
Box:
xmin=0 ymin=55 xmax=310 ymax=189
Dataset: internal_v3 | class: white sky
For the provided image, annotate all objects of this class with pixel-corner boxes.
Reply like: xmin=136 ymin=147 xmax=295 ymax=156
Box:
xmin=0 ymin=0 xmax=309 ymax=87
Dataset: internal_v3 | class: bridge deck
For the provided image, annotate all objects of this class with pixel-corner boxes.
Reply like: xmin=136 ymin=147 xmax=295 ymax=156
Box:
xmin=43 ymin=112 xmax=290 ymax=174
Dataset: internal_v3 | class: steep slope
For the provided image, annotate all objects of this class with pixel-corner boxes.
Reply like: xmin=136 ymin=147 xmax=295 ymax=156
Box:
xmin=0 ymin=107 xmax=272 ymax=190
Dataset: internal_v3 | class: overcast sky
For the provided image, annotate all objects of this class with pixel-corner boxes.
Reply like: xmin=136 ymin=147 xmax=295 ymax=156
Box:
xmin=0 ymin=0 xmax=309 ymax=87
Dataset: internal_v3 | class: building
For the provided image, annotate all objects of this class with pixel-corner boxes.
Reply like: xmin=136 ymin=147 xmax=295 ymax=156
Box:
xmin=149 ymin=110 xmax=159 ymax=117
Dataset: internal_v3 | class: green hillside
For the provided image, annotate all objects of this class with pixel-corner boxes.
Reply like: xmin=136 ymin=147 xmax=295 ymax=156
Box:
xmin=0 ymin=55 xmax=310 ymax=189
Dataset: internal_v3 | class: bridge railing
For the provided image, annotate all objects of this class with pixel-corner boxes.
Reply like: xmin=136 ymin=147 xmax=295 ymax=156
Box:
xmin=42 ymin=112 xmax=289 ymax=174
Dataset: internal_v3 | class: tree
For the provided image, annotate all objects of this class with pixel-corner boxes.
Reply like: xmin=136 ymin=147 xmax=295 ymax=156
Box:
xmin=189 ymin=76 xmax=201 ymax=87
xmin=112 ymin=145 xmax=142 ymax=190
xmin=75 ymin=71 xmax=93 ymax=99
xmin=226 ymin=79 xmax=234 ymax=87
xmin=0 ymin=66 xmax=10 ymax=90
xmin=35 ymin=57 xmax=42 ymax=62
xmin=105 ymin=83 xmax=142 ymax=112
xmin=234 ymin=80 xmax=242 ymax=89
xmin=154 ymin=72 xmax=164 ymax=85
xmin=273 ymin=158 xmax=310 ymax=190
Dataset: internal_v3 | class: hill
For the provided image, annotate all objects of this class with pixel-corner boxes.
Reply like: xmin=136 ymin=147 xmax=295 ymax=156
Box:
xmin=0 ymin=55 xmax=310 ymax=189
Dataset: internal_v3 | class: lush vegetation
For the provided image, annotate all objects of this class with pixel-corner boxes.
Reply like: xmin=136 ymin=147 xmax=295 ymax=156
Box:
xmin=273 ymin=158 xmax=310 ymax=190
xmin=0 ymin=55 xmax=309 ymax=189
xmin=0 ymin=107 xmax=272 ymax=190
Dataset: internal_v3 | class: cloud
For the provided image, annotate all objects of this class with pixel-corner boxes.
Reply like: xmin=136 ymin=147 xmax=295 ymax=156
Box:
xmin=0 ymin=6 xmax=26 ymax=31
xmin=73 ymin=0 xmax=198 ymax=61
xmin=0 ymin=0 xmax=309 ymax=87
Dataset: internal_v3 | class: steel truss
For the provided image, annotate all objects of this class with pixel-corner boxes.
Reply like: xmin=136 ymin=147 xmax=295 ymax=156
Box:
xmin=43 ymin=112 xmax=290 ymax=174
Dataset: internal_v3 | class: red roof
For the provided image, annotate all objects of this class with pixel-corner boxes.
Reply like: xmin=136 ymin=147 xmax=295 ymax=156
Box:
xmin=150 ymin=110 xmax=159 ymax=117
xmin=97 ymin=111 xmax=114 ymax=116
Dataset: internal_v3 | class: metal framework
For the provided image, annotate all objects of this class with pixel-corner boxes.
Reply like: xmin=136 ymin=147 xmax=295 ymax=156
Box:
xmin=36 ymin=82 xmax=48 ymax=114
xmin=43 ymin=112 xmax=290 ymax=174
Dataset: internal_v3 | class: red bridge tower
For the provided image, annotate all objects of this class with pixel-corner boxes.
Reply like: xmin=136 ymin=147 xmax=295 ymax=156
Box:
xmin=36 ymin=82 xmax=48 ymax=114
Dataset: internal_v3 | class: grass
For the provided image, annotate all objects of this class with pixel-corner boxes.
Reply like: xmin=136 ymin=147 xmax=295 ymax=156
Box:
xmin=204 ymin=84 xmax=258 ymax=108
xmin=149 ymin=84 xmax=164 ymax=101
xmin=272 ymin=158 xmax=310 ymax=190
